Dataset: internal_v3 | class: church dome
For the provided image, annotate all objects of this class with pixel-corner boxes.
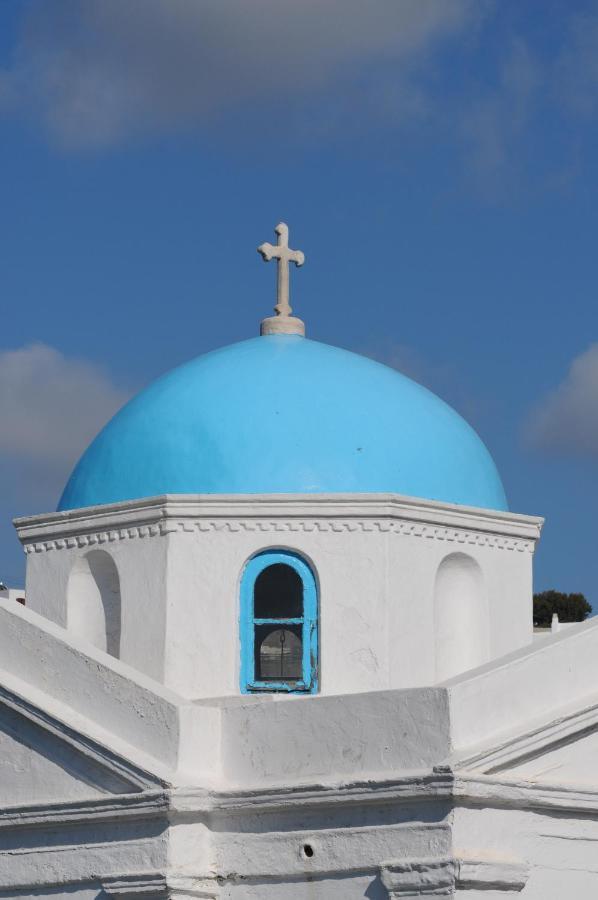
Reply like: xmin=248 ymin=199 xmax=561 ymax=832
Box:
xmin=58 ymin=334 xmax=507 ymax=512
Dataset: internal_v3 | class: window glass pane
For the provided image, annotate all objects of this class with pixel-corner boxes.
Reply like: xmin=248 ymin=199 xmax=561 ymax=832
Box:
xmin=255 ymin=624 xmax=303 ymax=682
xmin=254 ymin=563 xmax=303 ymax=619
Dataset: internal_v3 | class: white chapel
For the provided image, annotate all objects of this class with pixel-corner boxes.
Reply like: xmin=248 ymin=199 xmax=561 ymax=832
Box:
xmin=2 ymin=223 xmax=598 ymax=898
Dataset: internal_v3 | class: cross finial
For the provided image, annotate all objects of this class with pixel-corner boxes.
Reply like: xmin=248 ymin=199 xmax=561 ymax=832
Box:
xmin=258 ymin=222 xmax=306 ymax=336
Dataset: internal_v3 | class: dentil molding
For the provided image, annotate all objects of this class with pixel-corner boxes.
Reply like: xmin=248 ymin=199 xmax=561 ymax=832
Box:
xmin=15 ymin=493 xmax=542 ymax=557
xmin=20 ymin=518 xmax=538 ymax=555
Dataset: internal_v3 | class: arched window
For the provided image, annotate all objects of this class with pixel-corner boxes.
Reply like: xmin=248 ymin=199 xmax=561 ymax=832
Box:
xmin=240 ymin=551 xmax=318 ymax=694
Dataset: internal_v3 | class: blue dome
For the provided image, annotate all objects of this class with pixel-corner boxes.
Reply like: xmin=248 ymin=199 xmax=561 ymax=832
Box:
xmin=58 ymin=335 xmax=507 ymax=511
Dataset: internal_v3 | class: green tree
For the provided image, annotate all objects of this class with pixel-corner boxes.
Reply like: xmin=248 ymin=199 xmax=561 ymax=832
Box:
xmin=533 ymin=590 xmax=592 ymax=628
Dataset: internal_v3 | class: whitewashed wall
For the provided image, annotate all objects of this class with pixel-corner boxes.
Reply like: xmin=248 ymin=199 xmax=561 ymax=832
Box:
xmin=16 ymin=494 xmax=542 ymax=699
xmin=1 ymin=591 xmax=598 ymax=896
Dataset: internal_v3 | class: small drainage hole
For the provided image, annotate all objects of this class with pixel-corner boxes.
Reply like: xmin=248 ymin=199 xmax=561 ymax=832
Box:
xmin=303 ymin=844 xmax=314 ymax=858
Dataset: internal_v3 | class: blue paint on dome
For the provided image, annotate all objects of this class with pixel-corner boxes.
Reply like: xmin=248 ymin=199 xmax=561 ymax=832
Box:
xmin=58 ymin=335 xmax=507 ymax=512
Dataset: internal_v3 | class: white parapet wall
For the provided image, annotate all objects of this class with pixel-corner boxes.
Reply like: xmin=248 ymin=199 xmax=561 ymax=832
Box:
xmin=0 ymin=597 xmax=219 ymax=781
xmin=15 ymin=493 xmax=543 ymax=699
xmin=3 ymin=586 xmax=598 ymax=793
xmin=446 ymin=614 xmax=598 ymax=766
xmin=1 ymin=588 xmax=598 ymax=897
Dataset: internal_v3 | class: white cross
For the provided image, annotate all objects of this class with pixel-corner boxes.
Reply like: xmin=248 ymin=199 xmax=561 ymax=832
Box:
xmin=258 ymin=222 xmax=305 ymax=318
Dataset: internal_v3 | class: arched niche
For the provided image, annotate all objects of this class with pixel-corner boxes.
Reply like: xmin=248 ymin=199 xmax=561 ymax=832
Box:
xmin=67 ymin=550 xmax=121 ymax=658
xmin=434 ymin=552 xmax=488 ymax=682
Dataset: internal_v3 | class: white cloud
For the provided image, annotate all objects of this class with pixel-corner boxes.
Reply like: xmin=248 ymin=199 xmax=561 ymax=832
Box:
xmin=526 ymin=344 xmax=598 ymax=460
xmin=461 ymin=36 xmax=543 ymax=175
xmin=0 ymin=344 xmax=129 ymax=581
xmin=1 ymin=0 xmax=481 ymax=148
xmin=0 ymin=343 xmax=129 ymax=477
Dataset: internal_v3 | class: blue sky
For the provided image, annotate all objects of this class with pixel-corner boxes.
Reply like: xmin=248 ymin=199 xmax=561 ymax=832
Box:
xmin=0 ymin=0 xmax=597 ymax=604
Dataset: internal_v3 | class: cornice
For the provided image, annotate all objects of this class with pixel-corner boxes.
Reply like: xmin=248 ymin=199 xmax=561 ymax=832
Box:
xmin=0 ymin=774 xmax=450 ymax=836
xmin=102 ymin=873 xmax=218 ymax=899
xmin=381 ymin=854 xmax=529 ymax=895
xmin=4 ymin=872 xmax=218 ymax=900
xmin=0 ymin=854 xmax=528 ymax=899
xmin=170 ymin=767 xmax=598 ymax=820
xmin=15 ymin=493 xmax=542 ymax=555
xmin=454 ymin=773 xmax=598 ymax=816
xmin=454 ymin=697 xmax=598 ymax=778
xmin=0 ymin=682 xmax=166 ymax=795
xmin=0 ymin=790 xmax=168 ymax=832
xmin=2 ymin=768 xmax=597 ymax=837
xmin=102 ymin=874 xmax=169 ymax=898
xmin=170 ymin=771 xmax=455 ymax=818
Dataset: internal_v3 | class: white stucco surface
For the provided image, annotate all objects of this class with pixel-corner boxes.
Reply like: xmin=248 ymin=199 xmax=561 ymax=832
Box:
xmin=0 ymin=591 xmax=596 ymax=896
xmin=4 ymin=492 xmax=598 ymax=896
xmin=0 ymin=723 xmax=105 ymax=805
xmin=15 ymin=493 xmax=542 ymax=698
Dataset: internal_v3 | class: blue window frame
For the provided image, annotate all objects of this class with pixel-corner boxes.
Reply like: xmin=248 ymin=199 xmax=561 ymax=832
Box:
xmin=240 ymin=550 xmax=318 ymax=694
